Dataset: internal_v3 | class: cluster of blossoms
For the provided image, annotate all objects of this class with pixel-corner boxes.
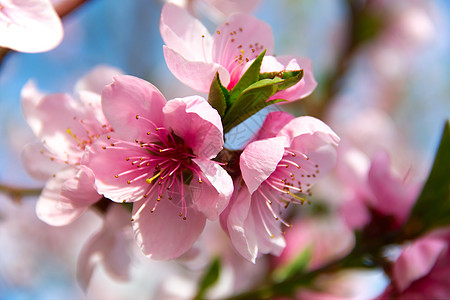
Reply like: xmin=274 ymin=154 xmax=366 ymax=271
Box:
xmin=7 ymin=1 xmax=448 ymax=299
xmin=20 ymin=1 xmax=339 ymax=279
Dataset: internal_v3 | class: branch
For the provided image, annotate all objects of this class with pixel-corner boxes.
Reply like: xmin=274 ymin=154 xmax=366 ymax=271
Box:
xmin=0 ymin=184 xmax=42 ymax=203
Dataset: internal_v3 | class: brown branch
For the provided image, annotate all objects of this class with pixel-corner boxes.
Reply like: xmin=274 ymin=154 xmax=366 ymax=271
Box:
xmin=0 ymin=184 xmax=42 ymax=203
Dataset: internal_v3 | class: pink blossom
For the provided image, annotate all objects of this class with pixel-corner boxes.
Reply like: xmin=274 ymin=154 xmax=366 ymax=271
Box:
xmin=77 ymin=204 xmax=132 ymax=290
xmin=83 ymin=75 xmax=233 ymax=260
xmin=0 ymin=0 xmax=63 ymax=53
xmin=275 ymin=216 xmax=354 ymax=272
xmin=379 ymin=229 xmax=450 ymax=299
xmin=21 ymin=65 xmax=122 ymax=225
xmin=221 ymin=114 xmax=339 ymax=262
xmin=339 ymin=149 xmax=421 ymax=230
xmin=160 ymin=2 xmax=274 ymax=93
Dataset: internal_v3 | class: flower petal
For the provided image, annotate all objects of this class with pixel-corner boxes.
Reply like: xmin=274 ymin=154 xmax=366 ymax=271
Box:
xmin=203 ymin=0 xmax=261 ymax=19
xmin=160 ymin=3 xmax=213 ymax=61
xmin=21 ymin=142 xmax=65 ymax=180
xmin=0 ymin=0 xmax=63 ymax=53
xmin=368 ymin=151 xmax=418 ymax=224
xmin=190 ymin=159 xmax=233 ymax=220
xmin=163 ymin=46 xmax=230 ymax=93
xmin=101 ymin=75 xmax=166 ymax=142
xmin=393 ymin=237 xmax=447 ymax=292
xmin=163 ymin=95 xmax=224 ymax=158
xmin=77 ymin=204 xmax=131 ymax=290
xmin=277 ymin=116 xmax=340 ymax=149
xmin=83 ymin=133 xmax=149 ymax=203
xmin=240 ymin=136 xmax=286 ymax=194
xmin=75 ymin=65 xmax=123 ymax=96
xmin=212 ymin=14 xmax=274 ymax=75
xmin=36 ymin=167 xmax=100 ymax=226
xmin=269 ymin=56 xmax=317 ymax=101
xmin=254 ymin=111 xmax=295 ymax=140
xmin=21 ymin=88 xmax=91 ymax=163
xmin=132 ymin=198 xmax=206 ymax=260
xmin=223 ymin=186 xmax=258 ymax=263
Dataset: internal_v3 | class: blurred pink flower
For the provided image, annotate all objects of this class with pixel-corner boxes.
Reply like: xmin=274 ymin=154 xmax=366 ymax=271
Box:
xmin=339 ymin=149 xmax=421 ymax=230
xmin=379 ymin=229 xmax=450 ymax=299
xmin=0 ymin=0 xmax=63 ymax=52
xmin=77 ymin=204 xmax=132 ymax=290
xmin=21 ymin=65 xmax=122 ymax=226
xmin=221 ymin=114 xmax=339 ymax=262
xmin=275 ymin=216 xmax=355 ymax=272
xmin=83 ymin=75 xmax=233 ymax=260
xmin=160 ymin=2 xmax=273 ymax=93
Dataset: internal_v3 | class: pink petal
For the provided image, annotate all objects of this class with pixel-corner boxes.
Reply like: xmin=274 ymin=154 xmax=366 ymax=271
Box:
xmin=163 ymin=46 xmax=230 ymax=93
xmin=269 ymin=56 xmax=317 ymax=101
xmin=203 ymin=0 xmax=261 ymax=18
xmin=101 ymin=75 xmax=166 ymax=142
xmin=240 ymin=136 xmax=286 ymax=194
xmin=77 ymin=204 xmax=131 ymax=290
xmin=393 ymin=237 xmax=447 ymax=292
xmin=190 ymin=158 xmax=233 ymax=220
xmin=212 ymin=14 xmax=274 ymax=88
xmin=75 ymin=65 xmax=123 ymax=96
xmin=250 ymin=197 xmax=286 ymax=257
xmin=83 ymin=133 xmax=149 ymax=203
xmin=277 ymin=217 xmax=355 ymax=271
xmin=36 ymin=167 xmax=100 ymax=226
xmin=132 ymin=198 xmax=206 ymax=260
xmin=254 ymin=111 xmax=295 ymax=140
xmin=277 ymin=116 xmax=340 ymax=149
xmin=160 ymin=3 xmax=213 ymax=62
xmin=21 ymin=89 xmax=90 ymax=163
xmin=368 ymin=151 xmax=417 ymax=224
xmin=163 ymin=95 xmax=224 ymax=158
xmin=21 ymin=142 xmax=65 ymax=180
xmin=339 ymin=195 xmax=371 ymax=230
xmin=0 ymin=0 xmax=63 ymax=53
xmin=223 ymin=186 xmax=258 ymax=262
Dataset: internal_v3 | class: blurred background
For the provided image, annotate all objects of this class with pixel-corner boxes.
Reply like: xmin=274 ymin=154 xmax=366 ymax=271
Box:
xmin=0 ymin=0 xmax=449 ymax=299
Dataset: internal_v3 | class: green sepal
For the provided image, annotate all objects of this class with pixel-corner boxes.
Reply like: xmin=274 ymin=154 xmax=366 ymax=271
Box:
xmin=222 ymin=77 xmax=286 ymax=133
xmin=194 ymin=257 xmax=221 ymax=300
xmin=403 ymin=120 xmax=450 ymax=238
xmin=208 ymin=72 xmax=228 ymax=117
xmin=272 ymin=247 xmax=312 ymax=282
xmin=228 ymin=49 xmax=267 ymax=107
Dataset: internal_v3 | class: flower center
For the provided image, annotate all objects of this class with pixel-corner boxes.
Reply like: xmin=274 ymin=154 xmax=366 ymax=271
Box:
xmin=121 ymin=115 xmax=202 ymax=220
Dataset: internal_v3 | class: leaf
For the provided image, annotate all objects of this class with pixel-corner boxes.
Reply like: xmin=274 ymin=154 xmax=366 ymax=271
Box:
xmin=403 ymin=120 xmax=450 ymax=238
xmin=228 ymin=49 xmax=267 ymax=107
xmin=222 ymin=77 xmax=286 ymax=133
xmin=208 ymin=72 xmax=228 ymax=117
xmin=194 ymin=257 xmax=221 ymax=300
xmin=259 ymin=69 xmax=304 ymax=91
xmin=272 ymin=247 xmax=312 ymax=282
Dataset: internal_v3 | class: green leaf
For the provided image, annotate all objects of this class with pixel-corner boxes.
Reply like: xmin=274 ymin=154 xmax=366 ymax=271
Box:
xmin=194 ymin=257 xmax=221 ymax=300
xmin=259 ymin=69 xmax=304 ymax=91
xmin=222 ymin=77 xmax=286 ymax=133
xmin=272 ymin=247 xmax=312 ymax=282
xmin=228 ymin=49 xmax=267 ymax=107
xmin=403 ymin=120 xmax=450 ymax=238
xmin=208 ymin=72 xmax=228 ymax=117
